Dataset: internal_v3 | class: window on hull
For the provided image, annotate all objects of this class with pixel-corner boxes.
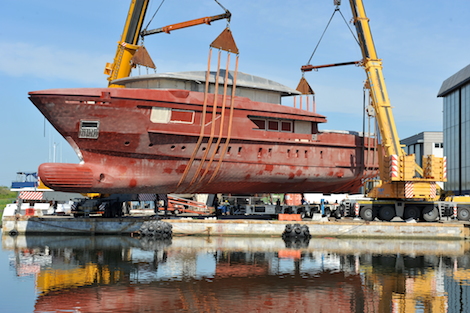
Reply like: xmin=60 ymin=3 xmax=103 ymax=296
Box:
xmin=79 ymin=121 xmax=100 ymax=139
xmin=251 ymin=118 xmax=295 ymax=133
xmin=151 ymin=107 xmax=195 ymax=124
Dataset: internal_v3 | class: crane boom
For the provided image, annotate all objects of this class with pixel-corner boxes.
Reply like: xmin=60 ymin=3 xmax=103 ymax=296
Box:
xmin=104 ymin=0 xmax=150 ymax=88
xmin=104 ymin=0 xmax=231 ymax=88
xmin=348 ymin=0 xmax=402 ymax=158
xmin=341 ymin=0 xmax=446 ymax=199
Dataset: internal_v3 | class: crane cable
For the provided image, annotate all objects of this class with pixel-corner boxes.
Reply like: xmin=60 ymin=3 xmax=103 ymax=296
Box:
xmin=306 ymin=5 xmax=360 ymax=66
xmin=142 ymin=0 xmax=166 ymax=34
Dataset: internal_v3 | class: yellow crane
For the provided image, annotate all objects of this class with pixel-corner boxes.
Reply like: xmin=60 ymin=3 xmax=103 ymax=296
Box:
xmin=346 ymin=0 xmax=446 ymax=200
xmin=104 ymin=0 xmax=150 ymax=88
xmin=302 ymin=0 xmax=451 ymax=221
xmin=302 ymin=0 xmax=446 ymax=200
xmin=103 ymin=0 xmax=231 ymax=88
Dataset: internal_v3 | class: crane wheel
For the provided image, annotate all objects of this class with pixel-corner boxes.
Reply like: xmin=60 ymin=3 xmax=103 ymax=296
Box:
xmin=379 ymin=206 xmax=395 ymax=221
xmin=422 ymin=207 xmax=439 ymax=222
xmin=457 ymin=208 xmax=470 ymax=221
xmin=360 ymin=207 xmax=374 ymax=221
xmin=404 ymin=206 xmax=420 ymax=220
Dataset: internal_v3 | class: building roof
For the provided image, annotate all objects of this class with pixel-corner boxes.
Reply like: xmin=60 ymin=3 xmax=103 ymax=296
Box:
xmin=437 ymin=64 xmax=470 ymax=97
xmin=400 ymin=131 xmax=442 ymax=145
xmin=113 ymin=70 xmax=301 ymax=97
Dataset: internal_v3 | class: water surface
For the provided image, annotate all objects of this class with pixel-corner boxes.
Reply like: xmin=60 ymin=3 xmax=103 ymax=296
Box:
xmin=1 ymin=231 xmax=470 ymax=312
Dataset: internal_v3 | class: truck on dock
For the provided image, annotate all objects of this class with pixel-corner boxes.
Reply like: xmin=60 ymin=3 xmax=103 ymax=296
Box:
xmin=219 ymin=194 xmax=340 ymax=219
xmin=338 ymin=197 xmax=470 ymax=222
xmin=302 ymin=0 xmax=470 ymax=222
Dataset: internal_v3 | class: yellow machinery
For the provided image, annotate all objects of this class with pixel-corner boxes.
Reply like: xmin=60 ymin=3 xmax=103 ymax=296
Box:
xmin=347 ymin=0 xmax=446 ymax=201
xmin=301 ymin=0 xmax=446 ymax=201
xmin=301 ymin=1 xmax=455 ymax=221
xmin=103 ymin=0 xmax=231 ymax=88
xmin=104 ymin=0 xmax=150 ymax=87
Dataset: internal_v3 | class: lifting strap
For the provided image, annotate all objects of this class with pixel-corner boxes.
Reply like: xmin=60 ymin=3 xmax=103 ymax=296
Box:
xmin=294 ymin=76 xmax=315 ymax=112
xmin=177 ymin=27 xmax=239 ymax=192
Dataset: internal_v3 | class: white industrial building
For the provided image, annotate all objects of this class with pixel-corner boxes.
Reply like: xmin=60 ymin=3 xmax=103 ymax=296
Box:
xmin=400 ymin=132 xmax=444 ymax=168
xmin=438 ymin=64 xmax=470 ymax=195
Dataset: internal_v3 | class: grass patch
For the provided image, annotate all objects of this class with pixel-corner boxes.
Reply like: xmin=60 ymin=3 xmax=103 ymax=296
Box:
xmin=0 ymin=186 xmax=17 ymax=226
xmin=1 ymin=199 xmax=16 ymax=226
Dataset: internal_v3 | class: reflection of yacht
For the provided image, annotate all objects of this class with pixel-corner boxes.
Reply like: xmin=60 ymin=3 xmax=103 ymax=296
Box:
xmin=3 ymin=236 xmax=468 ymax=312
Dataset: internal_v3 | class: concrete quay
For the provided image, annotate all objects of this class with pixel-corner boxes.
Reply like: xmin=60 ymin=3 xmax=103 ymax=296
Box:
xmin=166 ymin=218 xmax=470 ymax=240
xmin=2 ymin=215 xmax=470 ymax=239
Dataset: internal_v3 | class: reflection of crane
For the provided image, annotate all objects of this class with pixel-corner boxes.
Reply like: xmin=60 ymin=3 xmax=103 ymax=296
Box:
xmin=361 ymin=256 xmax=447 ymax=312
xmin=104 ymin=0 xmax=231 ymax=88
xmin=36 ymin=263 xmax=120 ymax=294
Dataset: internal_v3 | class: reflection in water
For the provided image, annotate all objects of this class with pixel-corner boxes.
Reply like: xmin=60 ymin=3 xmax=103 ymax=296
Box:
xmin=2 ymin=235 xmax=470 ymax=312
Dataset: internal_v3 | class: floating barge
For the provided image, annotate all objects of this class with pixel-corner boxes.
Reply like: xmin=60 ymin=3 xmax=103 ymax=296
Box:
xmin=1 ymin=216 xmax=150 ymax=235
xmin=2 ymin=216 xmax=470 ymax=240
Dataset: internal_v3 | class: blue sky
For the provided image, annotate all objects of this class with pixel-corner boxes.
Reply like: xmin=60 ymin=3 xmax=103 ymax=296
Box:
xmin=1 ymin=0 xmax=469 ymax=187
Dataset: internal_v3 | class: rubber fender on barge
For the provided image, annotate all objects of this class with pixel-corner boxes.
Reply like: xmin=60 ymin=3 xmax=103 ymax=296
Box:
xmin=282 ymin=223 xmax=311 ymax=239
xmin=139 ymin=220 xmax=173 ymax=239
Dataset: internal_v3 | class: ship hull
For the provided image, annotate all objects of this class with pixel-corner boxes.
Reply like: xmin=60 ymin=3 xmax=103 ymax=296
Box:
xmin=29 ymin=87 xmax=377 ymax=194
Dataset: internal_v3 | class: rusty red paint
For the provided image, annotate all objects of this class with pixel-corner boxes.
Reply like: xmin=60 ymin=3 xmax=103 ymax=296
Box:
xmin=264 ymin=164 xmax=274 ymax=172
xmin=175 ymin=165 xmax=186 ymax=174
xmin=118 ymin=166 xmax=128 ymax=174
xmin=30 ymin=87 xmax=378 ymax=194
